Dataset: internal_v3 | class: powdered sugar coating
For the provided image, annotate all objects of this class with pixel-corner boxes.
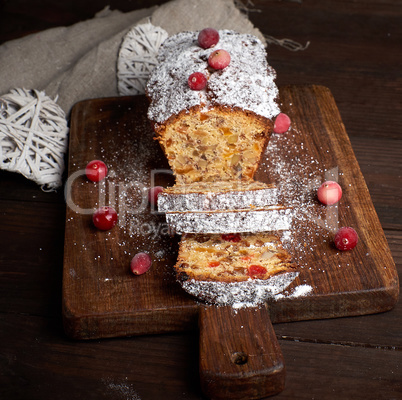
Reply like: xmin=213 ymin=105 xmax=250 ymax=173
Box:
xmin=182 ymin=271 xmax=299 ymax=308
xmin=146 ymin=30 xmax=280 ymax=124
xmin=166 ymin=206 xmax=293 ymax=234
xmin=158 ymin=185 xmax=279 ymax=212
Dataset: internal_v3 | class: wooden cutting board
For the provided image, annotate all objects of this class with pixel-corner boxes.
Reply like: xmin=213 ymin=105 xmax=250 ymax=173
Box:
xmin=62 ymin=85 xmax=399 ymax=399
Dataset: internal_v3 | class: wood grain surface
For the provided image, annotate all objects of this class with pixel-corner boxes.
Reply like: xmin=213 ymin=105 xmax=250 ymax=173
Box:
xmin=62 ymin=85 xmax=399 ymax=344
xmin=199 ymin=306 xmax=286 ymax=400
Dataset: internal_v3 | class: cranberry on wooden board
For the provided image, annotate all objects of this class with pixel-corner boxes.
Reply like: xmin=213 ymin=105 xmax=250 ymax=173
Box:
xmin=273 ymin=113 xmax=291 ymax=134
xmin=334 ymin=227 xmax=359 ymax=251
xmin=92 ymin=206 xmax=118 ymax=230
xmin=85 ymin=160 xmax=108 ymax=182
xmin=317 ymin=181 xmax=343 ymax=205
xmin=130 ymin=252 xmax=152 ymax=275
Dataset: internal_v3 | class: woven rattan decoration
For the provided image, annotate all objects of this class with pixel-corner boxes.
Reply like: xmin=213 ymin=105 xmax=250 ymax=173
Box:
xmin=117 ymin=22 xmax=168 ymax=96
xmin=0 ymin=88 xmax=68 ymax=190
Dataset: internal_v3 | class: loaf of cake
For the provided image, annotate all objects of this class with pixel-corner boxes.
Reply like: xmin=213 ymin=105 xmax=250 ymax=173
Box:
xmin=145 ymin=28 xmax=297 ymax=307
xmin=175 ymin=232 xmax=298 ymax=306
xmin=157 ymin=180 xmax=279 ymax=213
xmin=146 ymin=30 xmax=280 ymax=184
xmin=165 ymin=205 xmax=293 ymax=234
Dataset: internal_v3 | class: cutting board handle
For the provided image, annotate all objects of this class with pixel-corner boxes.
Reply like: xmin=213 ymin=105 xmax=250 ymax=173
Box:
xmin=199 ymin=305 xmax=285 ymax=400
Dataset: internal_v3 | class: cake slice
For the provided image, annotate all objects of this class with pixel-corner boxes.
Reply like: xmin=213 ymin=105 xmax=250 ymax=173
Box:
xmin=175 ymin=232 xmax=298 ymax=307
xmin=158 ymin=180 xmax=279 ymax=213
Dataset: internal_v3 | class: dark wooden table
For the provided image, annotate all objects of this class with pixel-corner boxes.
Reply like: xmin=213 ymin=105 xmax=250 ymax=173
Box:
xmin=1 ymin=1 xmax=401 ymax=399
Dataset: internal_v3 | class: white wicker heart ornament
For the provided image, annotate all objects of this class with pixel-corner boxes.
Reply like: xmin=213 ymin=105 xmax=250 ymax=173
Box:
xmin=0 ymin=88 xmax=68 ymax=190
xmin=117 ymin=22 xmax=168 ymax=96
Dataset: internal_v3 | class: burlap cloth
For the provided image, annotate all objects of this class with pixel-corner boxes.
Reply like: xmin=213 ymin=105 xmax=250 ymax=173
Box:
xmin=0 ymin=0 xmax=266 ymax=115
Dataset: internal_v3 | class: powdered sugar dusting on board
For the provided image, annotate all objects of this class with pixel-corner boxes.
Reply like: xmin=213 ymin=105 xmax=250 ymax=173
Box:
xmin=274 ymin=283 xmax=313 ymax=300
xmin=102 ymin=378 xmax=141 ymax=400
xmin=179 ymin=107 xmax=343 ymax=307
xmin=146 ymin=30 xmax=280 ymax=124
xmin=66 ymin=102 xmax=177 ymax=269
xmin=260 ymin=124 xmax=339 ymax=266
xmin=182 ymin=271 xmax=299 ymax=308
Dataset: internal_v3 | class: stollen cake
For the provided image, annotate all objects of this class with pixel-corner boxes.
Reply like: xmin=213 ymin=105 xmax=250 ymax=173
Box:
xmin=146 ymin=29 xmax=280 ymax=184
xmin=145 ymin=28 xmax=296 ymax=307
xmin=175 ymin=232 xmax=298 ymax=307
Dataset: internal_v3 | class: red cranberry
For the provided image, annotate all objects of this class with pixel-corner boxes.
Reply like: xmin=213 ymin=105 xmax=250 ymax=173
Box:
xmin=85 ymin=160 xmax=108 ymax=182
xmin=273 ymin=113 xmax=291 ymax=134
xmin=188 ymin=72 xmax=207 ymax=90
xmin=198 ymin=28 xmax=219 ymax=49
xmin=334 ymin=227 xmax=358 ymax=251
xmin=221 ymin=233 xmax=241 ymax=242
xmin=148 ymin=186 xmax=164 ymax=206
xmin=130 ymin=252 xmax=152 ymax=275
xmin=317 ymin=181 xmax=343 ymax=205
xmin=247 ymin=265 xmax=267 ymax=278
xmin=92 ymin=206 xmax=118 ymax=230
xmin=208 ymin=49 xmax=231 ymax=70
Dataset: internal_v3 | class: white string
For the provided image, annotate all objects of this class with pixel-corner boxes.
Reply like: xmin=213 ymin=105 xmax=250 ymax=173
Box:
xmin=265 ymin=35 xmax=310 ymax=51
xmin=234 ymin=0 xmax=310 ymax=51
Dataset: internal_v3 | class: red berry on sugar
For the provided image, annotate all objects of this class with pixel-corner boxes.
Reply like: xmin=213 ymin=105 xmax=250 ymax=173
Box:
xmin=317 ymin=181 xmax=343 ymax=205
xmin=198 ymin=28 xmax=220 ymax=49
xmin=92 ymin=206 xmax=118 ymax=230
xmin=273 ymin=113 xmax=291 ymax=134
xmin=86 ymin=160 xmax=108 ymax=182
xmin=247 ymin=265 xmax=267 ymax=279
xmin=148 ymin=186 xmax=164 ymax=206
xmin=208 ymin=49 xmax=231 ymax=70
xmin=334 ymin=227 xmax=358 ymax=251
xmin=130 ymin=252 xmax=152 ymax=275
xmin=188 ymin=72 xmax=207 ymax=90
xmin=221 ymin=233 xmax=242 ymax=242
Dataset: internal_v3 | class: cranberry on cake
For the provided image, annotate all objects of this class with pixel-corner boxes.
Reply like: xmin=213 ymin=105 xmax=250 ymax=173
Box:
xmin=146 ymin=29 xmax=280 ymax=184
